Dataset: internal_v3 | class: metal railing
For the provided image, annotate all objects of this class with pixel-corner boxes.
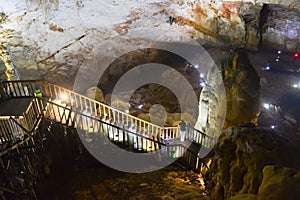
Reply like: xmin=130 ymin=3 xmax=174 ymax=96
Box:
xmin=166 ymin=143 xmax=211 ymax=173
xmin=186 ymin=124 xmax=216 ymax=149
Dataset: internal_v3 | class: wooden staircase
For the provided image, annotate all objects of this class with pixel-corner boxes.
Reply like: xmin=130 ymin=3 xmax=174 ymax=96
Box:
xmin=0 ymin=80 xmax=216 ymax=171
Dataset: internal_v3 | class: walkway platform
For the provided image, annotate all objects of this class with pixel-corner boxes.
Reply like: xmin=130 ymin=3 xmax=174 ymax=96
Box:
xmin=0 ymin=97 xmax=33 ymax=117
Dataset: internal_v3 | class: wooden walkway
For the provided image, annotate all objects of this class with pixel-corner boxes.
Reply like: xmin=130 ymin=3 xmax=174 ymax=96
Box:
xmin=0 ymin=80 xmax=215 ymax=199
xmin=0 ymin=79 xmax=215 ymax=155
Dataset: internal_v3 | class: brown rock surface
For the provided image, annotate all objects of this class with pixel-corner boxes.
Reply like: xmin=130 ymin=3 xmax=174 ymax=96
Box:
xmin=220 ymin=50 xmax=261 ymax=129
xmin=258 ymin=165 xmax=300 ymax=200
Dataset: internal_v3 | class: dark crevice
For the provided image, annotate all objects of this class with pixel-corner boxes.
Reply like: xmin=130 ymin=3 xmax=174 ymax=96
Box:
xmin=258 ymin=4 xmax=270 ymax=48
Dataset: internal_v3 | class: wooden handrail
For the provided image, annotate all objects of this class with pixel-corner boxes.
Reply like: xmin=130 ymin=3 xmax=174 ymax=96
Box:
xmin=42 ymin=81 xmax=180 ymax=140
xmin=40 ymin=98 xmax=167 ymax=146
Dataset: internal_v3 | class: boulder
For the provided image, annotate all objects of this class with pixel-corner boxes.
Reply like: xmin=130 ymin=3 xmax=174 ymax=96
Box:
xmin=111 ymin=99 xmax=129 ymax=113
xmin=205 ymin=125 xmax=300 ymax=200
xmin=258 ymin=165 xmax=300 ymax=200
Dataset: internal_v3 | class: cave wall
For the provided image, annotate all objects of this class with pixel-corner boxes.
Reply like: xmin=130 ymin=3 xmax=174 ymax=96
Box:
xmin=1 ymin=0 xmax=300 ymax=83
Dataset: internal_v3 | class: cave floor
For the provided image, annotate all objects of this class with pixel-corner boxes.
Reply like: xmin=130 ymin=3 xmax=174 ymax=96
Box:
xmin=36 ymin=156 xmax=207 ymax=200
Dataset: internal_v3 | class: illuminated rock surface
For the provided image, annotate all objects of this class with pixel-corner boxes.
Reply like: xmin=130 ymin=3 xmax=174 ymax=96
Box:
xmin=257 ymin=165 xmax=300 ymax=200
xmin=261 ymin=4 xmax=300 ymax=52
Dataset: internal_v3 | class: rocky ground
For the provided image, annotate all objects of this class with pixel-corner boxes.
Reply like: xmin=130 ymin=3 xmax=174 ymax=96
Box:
xmin=37 ymin=155 xmax=207 ymax=200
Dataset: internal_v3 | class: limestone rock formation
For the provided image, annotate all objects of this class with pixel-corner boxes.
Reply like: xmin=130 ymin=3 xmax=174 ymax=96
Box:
xmin=205 ymin=125 xmax=300 ymax=200
xmin=137 ymin=112 xmax=195 ymax=127
xmin=195 ymin=49 xmax=260 ymax=139
xmin=221 ymin=50 xmax=261 ymax=129
xmin=111 ymin=99 xmax=130 ymax=113
xmin=169 ymin=1 xmax=262 ymax=49
xmin=195 ymin=63 xmax=226 ymax=139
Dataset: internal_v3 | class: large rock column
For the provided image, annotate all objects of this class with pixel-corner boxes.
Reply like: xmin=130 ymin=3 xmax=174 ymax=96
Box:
xmin=195 ymin=50 xmax=261 ymax=138
xmin=195 ymin=64 xmax=226 ymax=139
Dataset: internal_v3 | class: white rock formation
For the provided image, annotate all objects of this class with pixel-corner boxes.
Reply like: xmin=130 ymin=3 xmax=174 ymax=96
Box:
xmin=195 ymin=65 xmax=226 ymax=139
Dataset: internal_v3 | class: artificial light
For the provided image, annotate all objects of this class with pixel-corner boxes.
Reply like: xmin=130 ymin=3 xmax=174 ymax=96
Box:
xmin=263 ymin=103 xmax=270 ymax=110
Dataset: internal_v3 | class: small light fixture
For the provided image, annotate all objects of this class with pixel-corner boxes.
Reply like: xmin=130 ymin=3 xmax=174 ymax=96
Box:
xmin=200 ymin=73 xmax=205 ymax=78
xmin=271 ymin=125 xmax=275 ymax=129
xmin=137 ymin=104 xmax=143 ymax=109
xmin=293 ymin=84 xmax=298 ymax=88
xmin=200 ymin=82 xmax=206 ymax=87
xmin=61 ymin=93 xmax=68 ymax=101
xmin=263 ymin=103 xmax=270 ymax=110
xmin=194 ymin=65 xmax=199 ymax=69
